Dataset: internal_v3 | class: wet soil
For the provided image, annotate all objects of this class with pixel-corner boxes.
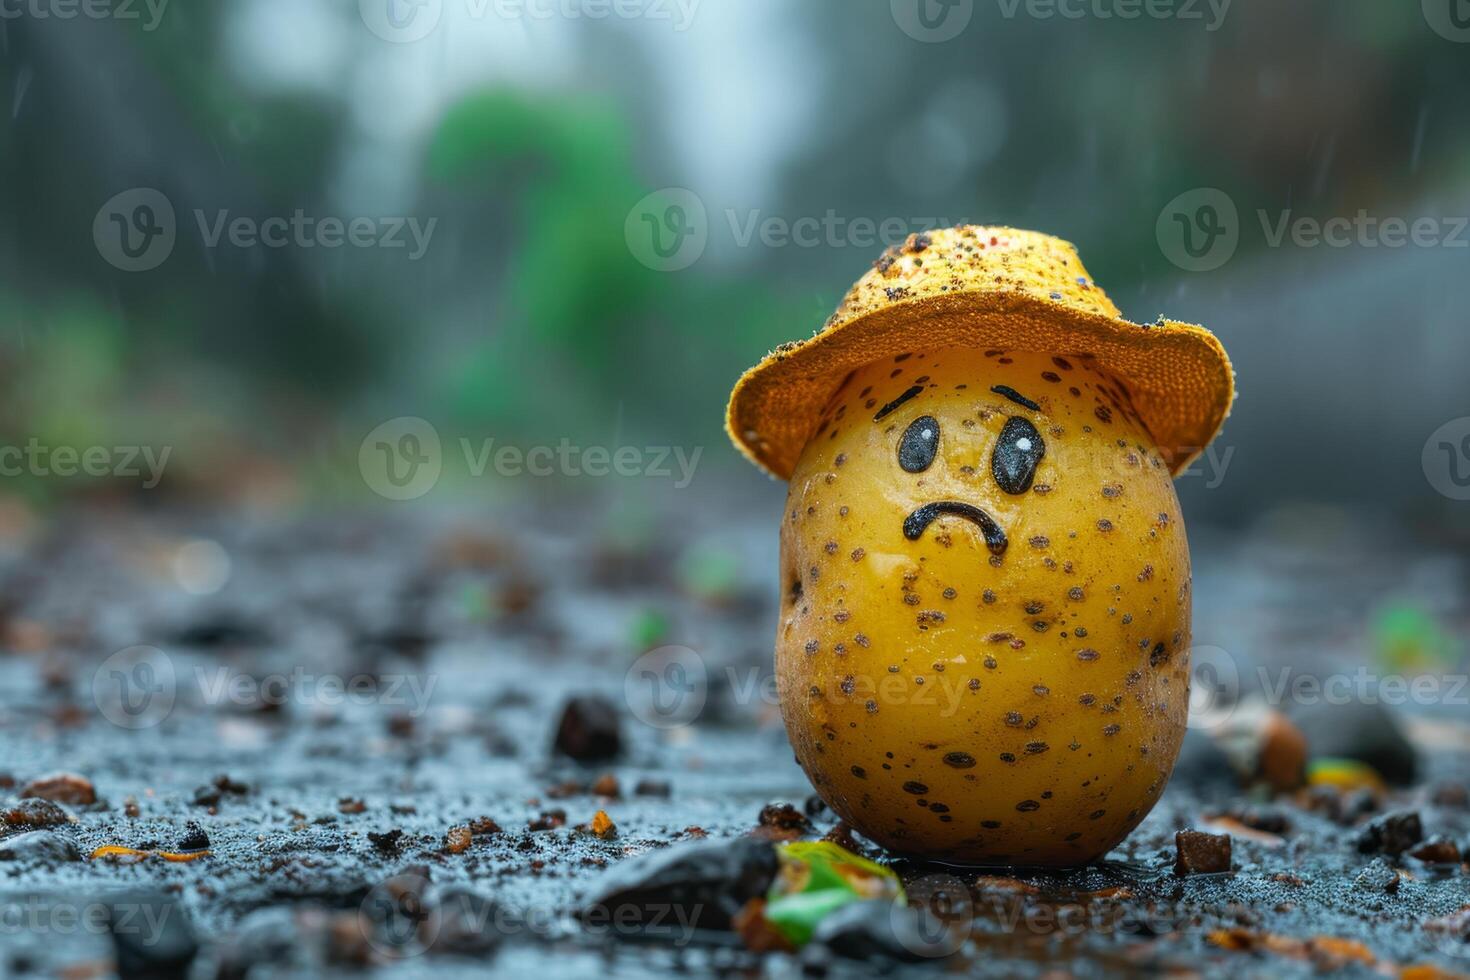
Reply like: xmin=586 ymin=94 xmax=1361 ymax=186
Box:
xmin=0 ymin=505 xmax=1467 ymax=978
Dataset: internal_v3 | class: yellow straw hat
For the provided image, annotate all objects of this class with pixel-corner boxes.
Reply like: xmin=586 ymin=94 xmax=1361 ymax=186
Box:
xmin=726 ymin=225 xmax=1234 ymax=480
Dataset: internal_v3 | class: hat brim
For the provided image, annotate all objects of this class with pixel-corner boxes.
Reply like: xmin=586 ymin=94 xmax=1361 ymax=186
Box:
xmin=726 ymin=289 xmax=1234 ymax=481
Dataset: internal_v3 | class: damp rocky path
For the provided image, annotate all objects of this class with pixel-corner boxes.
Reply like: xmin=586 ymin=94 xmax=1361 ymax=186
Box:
xmin=0 ymin=503 xmax=1467 ymax=978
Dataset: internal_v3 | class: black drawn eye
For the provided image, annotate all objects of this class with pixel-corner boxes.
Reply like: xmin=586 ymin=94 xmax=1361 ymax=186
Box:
xmin=992 ymin=417 xmax=1044 ymax=494
xmin=899 ymin=415 xmax=940 ymax=473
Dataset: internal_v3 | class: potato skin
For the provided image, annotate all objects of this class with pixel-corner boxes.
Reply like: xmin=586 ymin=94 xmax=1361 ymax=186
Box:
xmin=777 ymin=347 xmax=1191 ymax=866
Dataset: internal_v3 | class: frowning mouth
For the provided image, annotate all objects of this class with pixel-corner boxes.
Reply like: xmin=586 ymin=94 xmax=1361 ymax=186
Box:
xmin=903 ymin=501 xmax=1008 ymax=556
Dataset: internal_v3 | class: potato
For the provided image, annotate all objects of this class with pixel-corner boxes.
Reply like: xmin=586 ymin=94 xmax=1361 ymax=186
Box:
xmin=777 ymin=346 xmax=1191 ymax=865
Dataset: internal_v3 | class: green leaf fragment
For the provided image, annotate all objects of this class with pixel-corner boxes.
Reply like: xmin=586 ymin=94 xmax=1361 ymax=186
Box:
xmin=764 ymin=841 xmax=904 ymax=947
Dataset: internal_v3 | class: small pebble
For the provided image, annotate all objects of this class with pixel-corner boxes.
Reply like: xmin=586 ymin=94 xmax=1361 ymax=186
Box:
xmin=444 ymin=825 xmax=472 ymax=854
xmin=1353 ymin=858 xmax=1400 ymax=894
xmin=1356 ymin=811 xmax=1423 ymax=857
xmin=19 ymin=771 xmax=95 ymax=806
xmin=1408 ymin=836 xmax=1461 ymax=865
xmin=177 ymin=821 xmax=210 ymax=852
xmin=1174 ymin=829 xmax=1232 ymax=875
xmin=553 ymin=696 xmax=623 ymax=762
xmin=3 ymin=798 xmax=68 ymax=828
xmin=758 ymin=802 xmax=811 ymax=833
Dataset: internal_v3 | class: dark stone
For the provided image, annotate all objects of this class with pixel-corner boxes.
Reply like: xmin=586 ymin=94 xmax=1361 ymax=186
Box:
xmin=168 ymin=612 xmax=270 ymax=649
xmin=1174 ymin=830 xmax=1232 ymax=875
xmin=1408 ymin=836 xmax=1461 ymax=865
xmin=368 ymin=829 xmax=405 ymax=853
xmin=553 ymin=696 xmax=622 ymax=762
xmin=1228 ymin=805 xmax=1290 ymax=835
xmin=19 ymin=772 xmax=96 ymax=805
xmin=758 ymin=802 xmax=811 ymax=832
xmin=107 ymin=893 xmax=198 ymax=980
xmin=579 ymin=837 xmax=777 ymax=936
xmin=1289 ymin=699 xmax=1417 ymax=786
xmin=1353 ymin=858 xmax=1400 ymax=893
xmin=633 ymin=779 xmax=671 ymax=798
xmin=176 ymin=821 xmax=209 ymax=852
xmin=191 ymin=774 xmax=248 ymax=809
xmin=1356 ymin=811 xmax=1423 ymax=857
xmin=2 ymin=798 xmax=69 ymax=828
xmin=0 ymin=830 xmax=81 ymax=863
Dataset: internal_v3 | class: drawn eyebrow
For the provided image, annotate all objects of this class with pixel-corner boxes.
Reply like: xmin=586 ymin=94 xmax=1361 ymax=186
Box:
xmin=873 ymin=385 xmax=923 ymax=421
xmin=990 ymin=385 xmax=1039 ymax=411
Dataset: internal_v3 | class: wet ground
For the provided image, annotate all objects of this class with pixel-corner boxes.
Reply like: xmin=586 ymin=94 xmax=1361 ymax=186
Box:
xmin=0 ymin=501 xmax=1467 ymax=978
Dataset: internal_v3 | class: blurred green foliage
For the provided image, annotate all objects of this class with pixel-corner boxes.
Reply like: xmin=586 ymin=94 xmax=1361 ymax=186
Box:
xmin=2 ymin=1 xmax=1468 ymax=505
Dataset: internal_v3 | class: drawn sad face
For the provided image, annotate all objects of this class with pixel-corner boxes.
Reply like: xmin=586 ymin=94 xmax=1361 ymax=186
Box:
xmin=775 ymin=346 xmax=1194 ymax=866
